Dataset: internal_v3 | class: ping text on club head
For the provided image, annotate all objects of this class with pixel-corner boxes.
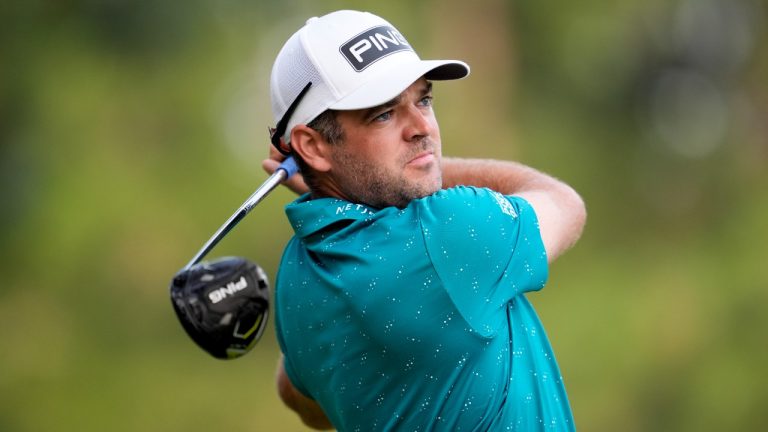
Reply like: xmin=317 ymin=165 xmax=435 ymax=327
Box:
xmin=208 ymin=276 xmax=248 ymax=304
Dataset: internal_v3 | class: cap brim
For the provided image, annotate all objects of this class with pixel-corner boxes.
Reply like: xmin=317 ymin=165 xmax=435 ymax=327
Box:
xmin=329 ymin=59 xmax=469 ymax=110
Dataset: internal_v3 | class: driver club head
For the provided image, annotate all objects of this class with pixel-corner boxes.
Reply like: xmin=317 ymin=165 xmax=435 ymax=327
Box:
xmin=170 ymin=256 xmax=269 ymax=359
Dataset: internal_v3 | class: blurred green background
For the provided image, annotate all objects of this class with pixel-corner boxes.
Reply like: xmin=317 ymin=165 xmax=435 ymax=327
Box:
xmin=2 ymin=0 xmax=767 ymax=430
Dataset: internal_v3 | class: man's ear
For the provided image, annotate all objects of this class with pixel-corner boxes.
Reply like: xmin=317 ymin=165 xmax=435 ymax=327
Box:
xmin=289 ymin=125 xmax=332 ymax=173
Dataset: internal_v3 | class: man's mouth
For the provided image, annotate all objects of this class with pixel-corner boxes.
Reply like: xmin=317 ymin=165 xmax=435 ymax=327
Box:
xmin=407 ymin=150 xmax=435 ymax=167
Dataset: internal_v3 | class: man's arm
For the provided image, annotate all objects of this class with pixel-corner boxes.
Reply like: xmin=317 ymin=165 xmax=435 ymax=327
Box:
xmin=276 ymin=355 xmax=333 ymax=430
xmin=442 ymin=157 xmax=586 ymax=263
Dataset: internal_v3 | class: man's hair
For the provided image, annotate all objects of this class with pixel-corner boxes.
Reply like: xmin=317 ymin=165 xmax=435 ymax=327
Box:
xmin=294 ymin=109 xmax=344 ymax=193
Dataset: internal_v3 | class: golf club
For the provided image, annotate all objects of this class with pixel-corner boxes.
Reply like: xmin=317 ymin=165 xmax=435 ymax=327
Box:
xmin=170 ymin=157 xmax=297 ymax=359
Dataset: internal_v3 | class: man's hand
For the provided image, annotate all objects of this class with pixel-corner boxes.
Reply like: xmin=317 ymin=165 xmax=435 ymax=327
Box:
xmin=262 ymin=145 xmax=310 ymax=195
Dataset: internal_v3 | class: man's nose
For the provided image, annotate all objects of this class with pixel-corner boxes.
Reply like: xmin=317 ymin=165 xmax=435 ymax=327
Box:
xmin=402 ymin=106 xmax=432 ymax=142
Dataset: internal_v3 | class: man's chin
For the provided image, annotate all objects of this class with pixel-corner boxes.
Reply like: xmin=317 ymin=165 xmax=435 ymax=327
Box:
xmin=415 ymin=175 xmax=443 ymax=199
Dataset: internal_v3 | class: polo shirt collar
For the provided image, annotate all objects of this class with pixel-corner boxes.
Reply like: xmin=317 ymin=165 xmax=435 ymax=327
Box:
xmin=285 ymin=194 xmax=378 ymax=238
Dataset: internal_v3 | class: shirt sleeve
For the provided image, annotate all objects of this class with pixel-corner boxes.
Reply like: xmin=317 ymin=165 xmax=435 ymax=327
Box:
xmin=281 ymin=350 xmax=312 ymax=399
xmin=275 ymin=283 xmax=313 ymax=399
xmin=416 ymin=186 xmax=549 ymax=337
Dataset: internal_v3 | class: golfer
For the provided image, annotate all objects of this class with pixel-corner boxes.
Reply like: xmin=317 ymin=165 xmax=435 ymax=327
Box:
xmin=262 ymin=10 xmax=586 ymax=431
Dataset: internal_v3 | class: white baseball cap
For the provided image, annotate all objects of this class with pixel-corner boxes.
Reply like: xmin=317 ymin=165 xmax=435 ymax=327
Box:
xmin=269 ymin=10 xmax=470 ymax=147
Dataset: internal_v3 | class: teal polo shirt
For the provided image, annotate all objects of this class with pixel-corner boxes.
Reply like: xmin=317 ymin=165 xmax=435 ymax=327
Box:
xmin=275 ymin=186 xmax=574 ymax=431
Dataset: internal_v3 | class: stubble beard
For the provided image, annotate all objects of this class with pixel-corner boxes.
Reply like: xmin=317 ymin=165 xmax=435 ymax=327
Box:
xmin=330 ymin=139 xmax=442 ymax=209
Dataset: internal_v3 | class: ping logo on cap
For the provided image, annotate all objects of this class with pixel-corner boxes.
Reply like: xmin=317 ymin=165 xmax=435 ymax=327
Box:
xmin=340 ymin=25 xmax=412 ymax=72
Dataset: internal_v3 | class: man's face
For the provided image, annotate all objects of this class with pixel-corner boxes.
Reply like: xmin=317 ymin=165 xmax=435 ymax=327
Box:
xmin=327 ymin=78 xmax=442 ymax=209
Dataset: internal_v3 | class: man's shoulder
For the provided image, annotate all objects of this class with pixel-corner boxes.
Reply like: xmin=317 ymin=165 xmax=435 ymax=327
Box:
xmin=410 ymin=186 xmax=522 ymax=221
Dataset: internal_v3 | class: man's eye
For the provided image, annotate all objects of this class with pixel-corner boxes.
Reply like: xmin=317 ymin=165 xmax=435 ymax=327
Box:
xmin=374 ymin=111 xmax=392 ymax=122
xmin=419 ymin=96 xmax=433 ymax=107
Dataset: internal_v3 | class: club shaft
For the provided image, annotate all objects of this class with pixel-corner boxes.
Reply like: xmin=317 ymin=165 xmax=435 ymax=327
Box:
xmin=183 ymin=157 xmax=297 ymax=270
